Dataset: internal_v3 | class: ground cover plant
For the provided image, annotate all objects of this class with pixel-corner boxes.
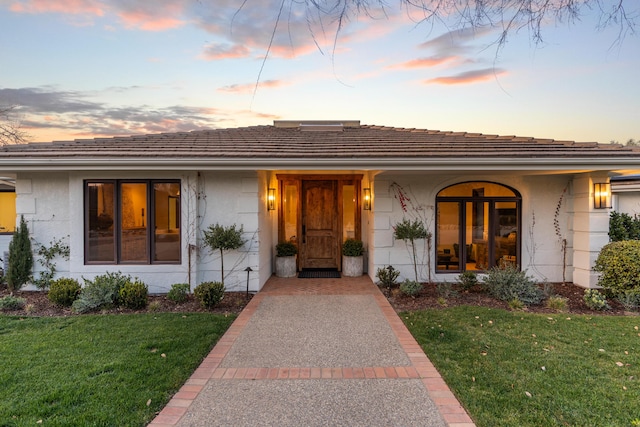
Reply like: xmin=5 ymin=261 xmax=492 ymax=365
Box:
xmin=403 ymin=306 xmax=640 ymax=427
xmin=0 ymin=313 xmax=235 ymax=426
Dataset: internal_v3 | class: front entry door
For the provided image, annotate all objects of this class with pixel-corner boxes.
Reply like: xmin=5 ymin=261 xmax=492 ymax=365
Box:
xmin=301 ymin=180 xmax=339 ymax=269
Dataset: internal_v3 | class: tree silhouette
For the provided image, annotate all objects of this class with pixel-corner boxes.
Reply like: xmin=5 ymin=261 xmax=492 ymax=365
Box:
xmin=1 ymin=106 xmax=29 ymax=145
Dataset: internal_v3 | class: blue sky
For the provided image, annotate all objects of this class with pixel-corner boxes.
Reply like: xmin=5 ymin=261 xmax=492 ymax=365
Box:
xmin=0 ymin=0 xmax=638 ymax=144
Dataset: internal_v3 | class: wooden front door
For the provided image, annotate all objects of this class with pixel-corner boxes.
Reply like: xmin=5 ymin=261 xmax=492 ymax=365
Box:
xmin=300 ymin=180 xmax=339 ymax=269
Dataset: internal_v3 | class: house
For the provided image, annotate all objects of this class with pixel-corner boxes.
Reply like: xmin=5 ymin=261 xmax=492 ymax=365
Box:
xmin=611 ymin=175 xmax=640 ymax=215
xmin=1 ymin=120 xmax=640 ymax=293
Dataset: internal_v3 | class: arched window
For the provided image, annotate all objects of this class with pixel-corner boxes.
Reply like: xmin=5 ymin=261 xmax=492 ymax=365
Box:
xmin=436 ymin=182 xmax=521 ymax=272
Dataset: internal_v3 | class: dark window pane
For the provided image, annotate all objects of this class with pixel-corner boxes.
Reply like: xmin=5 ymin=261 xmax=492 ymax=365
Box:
xmin=437 ymin=201 xmax=460 ymax=271
xmin=495 ymin=202 xmax=518 ymax=268
xmin=120 ymin=182 xmax=148 ymax=262
xmin=153 ymin=182 xmax=180 ymax=262
xmin=87 ymin=182 xmax=115 ymax=262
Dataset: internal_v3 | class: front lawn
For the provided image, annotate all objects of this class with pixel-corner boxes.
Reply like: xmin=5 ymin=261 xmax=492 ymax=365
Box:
xmin=0 ymin=313 xmax=235 ymax=426
xmin=404 ymin=306 xmax=640 ymax=427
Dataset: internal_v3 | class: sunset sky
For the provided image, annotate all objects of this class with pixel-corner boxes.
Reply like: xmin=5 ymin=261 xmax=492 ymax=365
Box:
xmin=1 ymin=0 xmax=638 ymax=144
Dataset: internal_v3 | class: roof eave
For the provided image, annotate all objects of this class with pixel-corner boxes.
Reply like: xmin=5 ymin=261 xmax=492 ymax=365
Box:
xmin=1 ymin=156 xmax=639 ymax=173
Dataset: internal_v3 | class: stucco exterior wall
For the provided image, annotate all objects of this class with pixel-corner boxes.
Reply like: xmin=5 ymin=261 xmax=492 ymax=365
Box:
xmin=196 ymin=172 xmax=261 ymax=293
xmin=614 ymin=192 xmax=640 ymax=215
xmin=369 ymin=173 xmax=574 ymax=284
xmin=15 ymin=172 xmax=71 ymax=287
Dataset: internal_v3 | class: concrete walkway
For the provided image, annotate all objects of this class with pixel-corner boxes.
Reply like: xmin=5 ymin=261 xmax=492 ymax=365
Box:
xmin=149 ymin=276 xmax=475 ymax=427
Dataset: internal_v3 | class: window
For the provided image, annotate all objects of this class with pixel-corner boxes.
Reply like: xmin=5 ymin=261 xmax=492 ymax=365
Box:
xmin=0 ymin=184 xmax=16 ymax=233
xmin=436 ymin=182 xmax=520 ymax=272
xmin=85 ymin=180 xmax=180 ymax=264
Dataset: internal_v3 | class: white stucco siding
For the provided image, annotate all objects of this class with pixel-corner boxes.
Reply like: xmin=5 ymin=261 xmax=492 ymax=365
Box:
xmin=369 ymin=174 xmax=574 ymax=285
xmin=614 ymin=192 xmax=640 ymax=215
xmin=518 ymin=175 xmax=574 ymax=283
xmin=196 ymin=172 xmax=261 ymax=292
xmin=15 ymin=172 xmax=72 ymax=286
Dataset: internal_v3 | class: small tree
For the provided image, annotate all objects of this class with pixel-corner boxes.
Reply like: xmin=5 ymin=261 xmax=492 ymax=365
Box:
xmin=7 ymin=215 xmax=33 ymax=292
xmin=202 ymin=223 xmax=246 ymax=286
xmin=393 ymin=218 xmax=429 ymax=282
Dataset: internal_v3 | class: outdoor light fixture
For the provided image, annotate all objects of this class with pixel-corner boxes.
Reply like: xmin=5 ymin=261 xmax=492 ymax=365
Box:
xmin=593 ymin=182 xmax=611 ymax=209
xmin=363 ymin=188 xmax=371 ymax=210
xmin=267 ymin=188 xmax=276 ymax=211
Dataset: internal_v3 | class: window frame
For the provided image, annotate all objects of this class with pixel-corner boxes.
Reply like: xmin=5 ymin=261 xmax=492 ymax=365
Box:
xmin=435 ymin=181 xmax=521 ymax=273
xmin=83 ymin=179 xmax=181 ymax=265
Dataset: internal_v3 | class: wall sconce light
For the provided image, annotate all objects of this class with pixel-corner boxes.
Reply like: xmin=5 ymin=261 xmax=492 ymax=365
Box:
xmin=593 ymin=182 xmax=611 ymax=209
xmin=267 ymin=188 xmax=276 ymax=211
xmin=363 ymin=188 xmax=371 ymax=210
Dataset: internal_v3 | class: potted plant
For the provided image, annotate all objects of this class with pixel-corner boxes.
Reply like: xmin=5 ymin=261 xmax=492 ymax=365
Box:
xmin=275 ymin=242 xmax=297 ymax=277
xmin=342 ymin=238 xmax=364 ymax=277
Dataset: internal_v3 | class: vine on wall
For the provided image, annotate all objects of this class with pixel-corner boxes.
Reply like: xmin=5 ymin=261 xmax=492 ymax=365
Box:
xmin=554 ymin=183 xmax=570 ymax=284
xmin=389 ymin=182 xmax=434 ymax=283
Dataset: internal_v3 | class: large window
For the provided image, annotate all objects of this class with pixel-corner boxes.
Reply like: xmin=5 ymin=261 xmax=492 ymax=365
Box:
xmin=436 ymin=182 xmax=520 ymax=272
xmin=85 ymin=180 xmax=181 ymax=264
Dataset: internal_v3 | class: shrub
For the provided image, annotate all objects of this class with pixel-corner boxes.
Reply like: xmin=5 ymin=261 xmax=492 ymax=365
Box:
xmin=7 ymin=215 xmax=33 ymax=292
xmin=342 ymin=239 xmax=364 ymax=257
xmin=0 ymin=295 xmax=26 ymax=311
xmin=583 ymin=289 xmax=610 ymax=311
xmin=72 ymin=272 xmax=131 ymax=313
xmin=194 ymin=281 xmax=225 ymax=309
xmin=482 ymin=265 xmax=544 ymax=306
xmin=609 ymin=211 xmax=640 ymax=242
xmin=508 ymin=298 xmax=525 ymax=311
xmin=400 ymin=279 xmax=422 ymax=296
xmin=119 ymin=279 xmax=149 ymax=309
xmin=546 ymin=295 xmax=568 ymax=312
xmin=275 ymin=242 xmax=297 ymax=257
xmin=48 ymin=277 xmax=81 ymax=307
xmin=167 ymin=283 xmax=190 ymax=303
xmin=376 ymin=265 xmax=400 ymax=294
xmin=617 ymin=289 xmax=640 ymax=311
xmin=593 ymin=240 xmax=640 ymax=296
xmin=436 ymin=281 xmax=457 ymax=299
xmin=457 ymin=271 xmax=478 ymax=291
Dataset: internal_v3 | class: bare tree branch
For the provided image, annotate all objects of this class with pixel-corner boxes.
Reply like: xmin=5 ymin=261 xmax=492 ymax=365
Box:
xmin=292 ymin=0 xmax=636 ymax=47
xmin=0 ymin=105 xmax=29 ymax=146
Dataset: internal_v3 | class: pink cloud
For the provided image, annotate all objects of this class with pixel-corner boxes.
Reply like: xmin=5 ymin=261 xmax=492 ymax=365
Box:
xmin=389 ymin=55 xmax=458 ymax=69
xmin=218 ymin=80 xmax=287 ymax=94
xmin=425 ymin=68 xmax=507 ymax=85
xmin=117 ymin=9 xmax=185 ymax=31
xmin=9 ymin=0 xmax=104 ymax=16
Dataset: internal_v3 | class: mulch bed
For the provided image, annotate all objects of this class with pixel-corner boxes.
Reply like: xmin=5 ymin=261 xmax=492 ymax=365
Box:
xmin=0 ymin=288 xmax=252 ymax=317
xmin=385 ymin=282 xmax=633 ymax=315
xmin=1 ymin=282 xmax=636 ymax=317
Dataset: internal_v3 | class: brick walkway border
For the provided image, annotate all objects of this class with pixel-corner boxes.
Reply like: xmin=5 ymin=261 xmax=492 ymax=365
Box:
xmin=149 ymin=276 xmax=475 ymax=427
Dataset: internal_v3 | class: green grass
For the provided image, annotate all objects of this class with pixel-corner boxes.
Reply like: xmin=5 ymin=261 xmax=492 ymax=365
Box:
xmin=0 ymin=313 xmax=235 ymax=427
xmin=403 ymin=306 xmax=640 ymax=427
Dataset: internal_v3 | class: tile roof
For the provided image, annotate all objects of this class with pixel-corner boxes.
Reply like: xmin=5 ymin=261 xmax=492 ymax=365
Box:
xmin=1 ymin=122 xmax=639 ymax=171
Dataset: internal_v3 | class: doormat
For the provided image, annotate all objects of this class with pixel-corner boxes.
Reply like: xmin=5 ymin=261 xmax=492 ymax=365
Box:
xmin=298 ymin=269 xmax=341 ymax=279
